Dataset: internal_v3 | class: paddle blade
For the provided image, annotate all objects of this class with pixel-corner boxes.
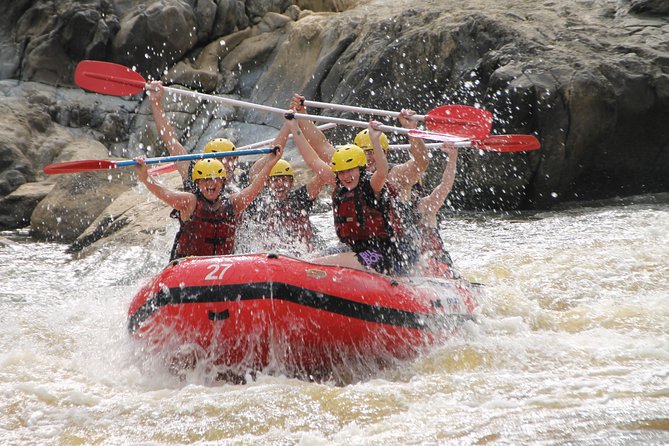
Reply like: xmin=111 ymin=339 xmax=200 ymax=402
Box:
xmin=425 ymin=105 xmax=493 ymax=140
xmin=476 ymin=134 xmax=541 ymax=152
xmin=408 ymin=129 xmax=467 ymax=142
xmin=43 ymin=160 xmax=119 ymax=175
xmin=74 ymin=60 xmax=146 ymax=96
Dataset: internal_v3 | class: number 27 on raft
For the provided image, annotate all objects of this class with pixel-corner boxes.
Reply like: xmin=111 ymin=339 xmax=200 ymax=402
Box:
xmin=204 ymin=263 xmax=233 ymax=281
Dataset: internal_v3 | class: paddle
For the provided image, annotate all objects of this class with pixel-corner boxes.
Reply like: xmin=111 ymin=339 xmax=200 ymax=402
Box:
xmin=147 ymin=123 xmax=338 ymax=176
xmin=388 ymin=134 xmax=541 ymax=152
xmin=43 ymin=147 xmax=275 ymax=175
xmin=301 ymin=100 xmax=493 ymax=140
xmin=74 ymin=61 xmax=468 ymax=142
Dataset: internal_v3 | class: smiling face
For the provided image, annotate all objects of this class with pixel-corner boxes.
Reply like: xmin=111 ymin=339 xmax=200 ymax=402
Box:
xmin=336 ymin=167 xmax=361 ymax=190
xmin=268 ymin=175 xmax=293 ymax=201
xmin=196 ymin=177 xmax=226 ymax=201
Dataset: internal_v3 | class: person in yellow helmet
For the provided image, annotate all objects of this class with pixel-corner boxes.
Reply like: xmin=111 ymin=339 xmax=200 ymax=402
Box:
xmin=147 ymin=81 xmax=290 ymax=194
xmin=286 ymin=113 xmax=417 ymax=275
xmin=131 ymin=144 xmax=284 ymax=261
xmin=239 ymin=158 xmax=325 ymax=254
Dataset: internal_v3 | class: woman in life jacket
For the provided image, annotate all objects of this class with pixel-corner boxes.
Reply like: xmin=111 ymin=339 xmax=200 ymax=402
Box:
xmin=147 ymin=81 xmax=289 ymax=194
xmin=414 ymin=144 xmax=459 ymax=278
xmin=286 ymin=114 xmax=416 ymax=275
xmin=288 ymin=94 xmax=428 ymax=251
xmin=239 ymin=158 xmax=325 ymax=255
xmin=131 ymin=144 xmax=284 ymax=261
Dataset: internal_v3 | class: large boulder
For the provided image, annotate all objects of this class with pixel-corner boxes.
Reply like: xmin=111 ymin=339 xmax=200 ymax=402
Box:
xmin=243 ymin=0 xmax=669 ymax=208
xmin=67 ymin=171 xmax=179 ymax=258
xmin=0 ymin=181 xmax=55 ymax=230
xmin=5 ymin=0 xmax=120 ymax=84
xmin=30 ymin=138 xmax=134 ymax=242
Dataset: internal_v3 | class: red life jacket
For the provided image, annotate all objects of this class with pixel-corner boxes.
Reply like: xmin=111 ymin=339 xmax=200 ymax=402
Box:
xmin=418 ymin=223 xmax=446 ymax=255
xmin=171 ymin=195 xmax=237 ymax=260
xmin=332 ymin=176 xmax=393 ymax=246
xmin=265 ymin=197 xmax=314 ymax=248
xmin=417 ymin=221 xmax=454 ymax=277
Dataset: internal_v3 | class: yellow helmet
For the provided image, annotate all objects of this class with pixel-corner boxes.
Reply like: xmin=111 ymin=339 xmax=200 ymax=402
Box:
xmin=269 ymin=159 xmax=294 ymax=177
xmin=330 ymin=144 xmax=367 ymax=172
xmin=204 ymin=138 xmax=235 ymax=153
xmin=192 ymin=159 xmax=226 ymax=181
xmin=354 ymin=129 xmax=389 ymax=151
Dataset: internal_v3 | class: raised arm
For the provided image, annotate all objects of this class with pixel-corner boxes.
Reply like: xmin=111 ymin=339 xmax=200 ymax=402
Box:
xmin=367 ymin=121 xmax=389 ymax=195
xmin=147 ymin=81 xmax=190 ymax=180
xmin=231 ymin=145 xmax=283 ymax=216
xmin=247 ymin=119 xmax=292 ymax=181
xmin=290 ymin=94 xmax=335 ymax=162
xmin=305 ymin=174 xmax=326 ymax=200
xmin=286 ymin=113 xmax=336 ymax=187
xmin=388 ymin=108 xmax=430 ymax=194
xmin=418 ymin=146 xmax=459 ymax=226
xmin=132 ymin=158 xmax=195 ymax=215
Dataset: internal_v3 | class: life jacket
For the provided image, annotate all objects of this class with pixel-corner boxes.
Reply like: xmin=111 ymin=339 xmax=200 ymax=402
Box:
xmin=418 ymin=223 xmax=446 ymax=255
xmin=264 ymin=194 xmax=314 ymax=248
xmin=332 ymin=174 xmax=396 ymax=247
xmin=170 ymin=194 xmax=237 ymax=260
xmin=417 ymin=221 xmax=454 ymax=277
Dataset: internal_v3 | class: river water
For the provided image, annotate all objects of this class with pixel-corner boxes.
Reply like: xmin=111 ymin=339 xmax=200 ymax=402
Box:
xmin=1 ymin=194 xmax=667 ymax=445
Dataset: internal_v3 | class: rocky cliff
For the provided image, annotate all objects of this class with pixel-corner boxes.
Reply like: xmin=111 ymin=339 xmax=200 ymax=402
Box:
xmin=0 ymin=0 xmax=667 ymax=249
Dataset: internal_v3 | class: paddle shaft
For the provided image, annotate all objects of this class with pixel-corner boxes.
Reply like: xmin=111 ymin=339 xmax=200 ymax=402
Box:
xmin=302 ymin=100 xmax=425 ymax=121
xmin=78 ymin=63 xmax=466 ymax=142
xmin=117 ymin=147 xmax=274 ymax=167
xmin=147 ymin=123 xmax=337 ymax=175
xmin=237 ymin=123 xmax=336 ymax=151
xmin=161 ymin=88 xmax=459 ymax=139
xmin=43 ymin=147 xmax=275 ymax=175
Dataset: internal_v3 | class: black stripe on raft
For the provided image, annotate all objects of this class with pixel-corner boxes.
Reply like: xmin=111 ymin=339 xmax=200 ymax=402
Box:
xmin=127 ymin=282 xmax=473 ymax=334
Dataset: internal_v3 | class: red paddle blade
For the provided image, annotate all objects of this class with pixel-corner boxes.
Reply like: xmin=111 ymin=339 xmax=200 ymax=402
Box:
xmin=43 ymin=159 xmax=119 ymax=175
xmin=425 ymin=105 xmax=493 ymax=140
xmin=148 ymin=163 xmax=178 ymax=175
xmin=74 ymin=60 xmax=146 ymax=96
xmin=476 ymin=134 xmax=541 ymax=152
xmin=408 ymin=129 xmax=467 ymax=142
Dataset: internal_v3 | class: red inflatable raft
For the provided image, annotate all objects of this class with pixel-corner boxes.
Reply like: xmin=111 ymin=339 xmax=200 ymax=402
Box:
xmin=127 ymin=253 xmax=483 ymax=380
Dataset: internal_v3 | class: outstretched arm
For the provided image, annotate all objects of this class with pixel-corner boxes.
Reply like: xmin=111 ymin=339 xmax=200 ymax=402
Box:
xmin=286 ymin=112 xmax=336 ymax=187
xmin=248 ymin=119 xmax=292 ymax=181
xmin=388 ymin=108 xmax=430 ymax=194
xmin=231 ymin=145 xmax=284 ymax=216
xmin=132 ymin=158 xmax=195 ymax=215
xmin=290 ymin=94 xmax=335 ymax=162
xmin=368 ymin=121 xmax=389 ymax=195
xmin=418 ymin=146 xmax=458 ymax=226
xmin=147 ymin=81 xmax=190 ymax=180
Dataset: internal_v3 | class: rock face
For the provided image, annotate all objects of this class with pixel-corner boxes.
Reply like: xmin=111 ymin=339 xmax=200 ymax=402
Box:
xmin=0 ymin=0 xmax=667 ymax=248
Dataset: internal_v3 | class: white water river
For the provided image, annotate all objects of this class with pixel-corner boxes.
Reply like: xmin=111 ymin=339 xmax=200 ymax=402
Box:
xmin=1 ymin=195 xmax=667 ymax=445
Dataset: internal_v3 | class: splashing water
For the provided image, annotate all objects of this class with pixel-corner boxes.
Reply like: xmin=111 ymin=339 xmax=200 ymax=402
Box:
xmin=0 ymin=195 xmax=667 ymax=445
